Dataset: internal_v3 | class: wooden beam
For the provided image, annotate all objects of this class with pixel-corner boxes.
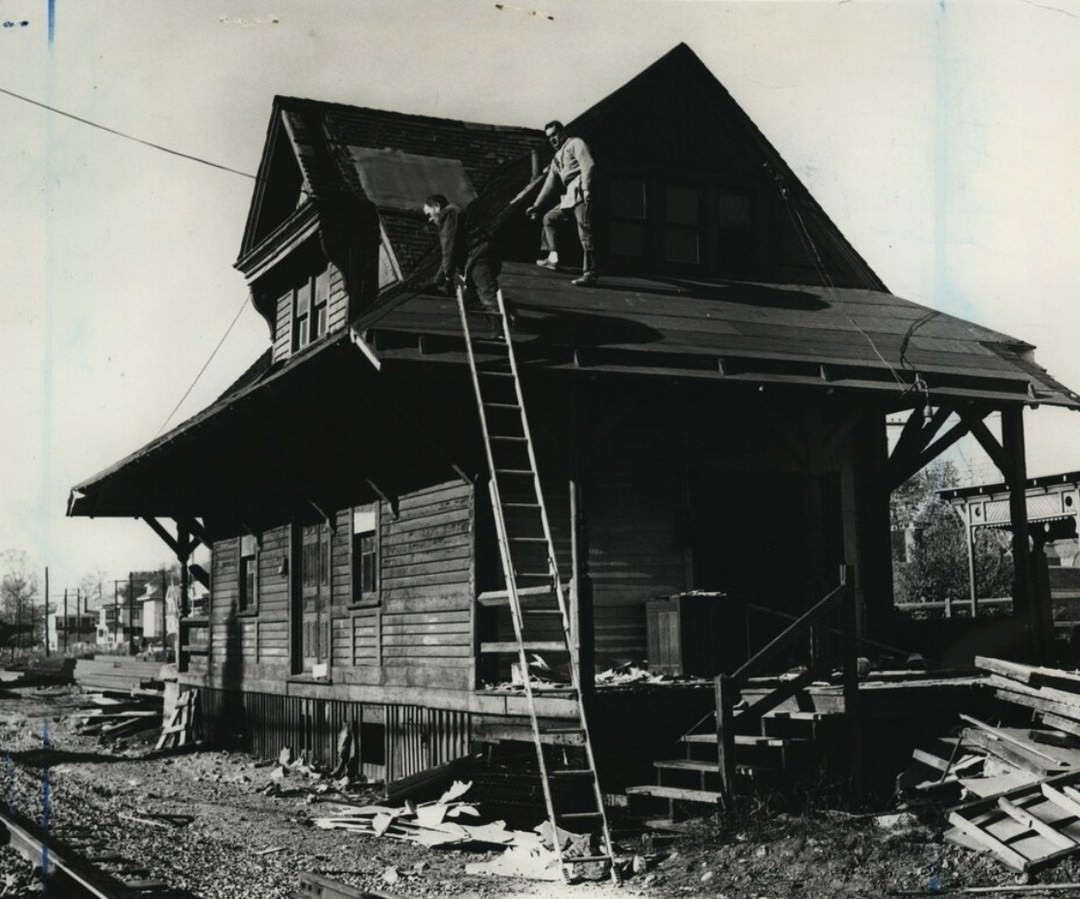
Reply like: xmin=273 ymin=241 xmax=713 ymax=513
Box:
xmin=1002 ymin=405 xmax=1043 ymax=661
xmin=141 ymin=517 xmax=180 ymax=556
xmin=960 ymin=410 xmax=1008 ymax=478
xmin=889 ymin=413 xmax=970 ymax=490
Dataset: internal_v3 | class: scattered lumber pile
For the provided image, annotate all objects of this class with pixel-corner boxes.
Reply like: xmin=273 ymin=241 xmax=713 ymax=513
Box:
xmin=312 ymin=780 xmax=604 ymax=881
xmin=73 ymin=656 xmax=166 ymax=695
xmin=73 ymin=694 xmax=163 ymax=743
xmin=903 ymin=656 xmax=1080 ymax=875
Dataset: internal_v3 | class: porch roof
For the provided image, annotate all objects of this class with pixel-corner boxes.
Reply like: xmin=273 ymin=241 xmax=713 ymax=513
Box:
xmin=357 ymin=262 xmax=1080 ymax=409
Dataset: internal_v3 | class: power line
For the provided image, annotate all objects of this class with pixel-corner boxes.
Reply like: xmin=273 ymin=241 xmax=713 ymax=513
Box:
xmin=0 ymin=85 xmax=256 ymax=180
xmin=156 ymin=292 xmax=252 ymax=437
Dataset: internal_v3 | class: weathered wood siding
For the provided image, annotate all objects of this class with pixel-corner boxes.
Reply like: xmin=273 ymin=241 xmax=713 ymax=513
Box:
xmin=587 ymin=418 xmax=684 ymax=666
xmin=327 ymin=264 xmax=348 ymax=334
xmin=379 ymin=480 xmax=475 ymax=690
xmin=272 ymin=290 xmax=291 ymax=363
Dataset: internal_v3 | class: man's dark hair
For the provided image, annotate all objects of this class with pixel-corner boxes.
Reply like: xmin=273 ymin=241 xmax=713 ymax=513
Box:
xmin=424 ymin=193 xmax=449 ymax=209
xmin=543 ymin=120 xmax=564 ymax=133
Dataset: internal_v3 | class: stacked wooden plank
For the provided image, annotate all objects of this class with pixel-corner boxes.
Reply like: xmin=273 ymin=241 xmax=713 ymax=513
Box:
xmin=977 ymin=655 xmax=1080 ymax=738
xmin=73 ymin=656 xmax=166 ymax=694
xmin=73 ymin=695 xmax=163 ymax=742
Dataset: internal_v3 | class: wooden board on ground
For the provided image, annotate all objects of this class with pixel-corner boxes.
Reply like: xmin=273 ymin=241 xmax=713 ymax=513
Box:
xmin=946 ymin=769 xmax=1080 ymax=872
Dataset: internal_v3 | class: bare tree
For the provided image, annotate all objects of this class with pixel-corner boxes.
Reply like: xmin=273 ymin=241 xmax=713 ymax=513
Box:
xmin=0 ymin=550 xmax=42 ymax=648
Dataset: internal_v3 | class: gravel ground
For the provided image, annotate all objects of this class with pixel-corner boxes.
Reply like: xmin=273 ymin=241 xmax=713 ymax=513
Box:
xmin=3 ymin=684 xmax=1080 ymax=899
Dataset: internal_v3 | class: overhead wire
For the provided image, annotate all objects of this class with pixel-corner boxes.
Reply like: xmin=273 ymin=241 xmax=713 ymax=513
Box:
xmin=156 ymin=291 xmax=252 ymax=438
xmin=765 ymin=162 xmax=913 ymax=396
xmin=0 ymin=85 xmax=256 ymax=179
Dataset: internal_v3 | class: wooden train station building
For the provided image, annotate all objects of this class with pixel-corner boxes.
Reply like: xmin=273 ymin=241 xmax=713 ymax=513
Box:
xmin=68 ymin=45 xmax=1080 ymax=793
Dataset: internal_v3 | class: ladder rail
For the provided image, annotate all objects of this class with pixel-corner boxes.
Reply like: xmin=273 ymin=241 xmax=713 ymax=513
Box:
xmin=457 ymin=286 xmax=617 ymax=881
xmin=454 ymin=286 xmax=564 ymax=870
xmin=493 ymin=288 xmax=618 ymax=876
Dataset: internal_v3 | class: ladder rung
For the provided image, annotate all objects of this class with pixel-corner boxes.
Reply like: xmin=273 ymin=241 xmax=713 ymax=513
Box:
xmin=480 ymin=641 xmax=568 ymax=653
xmin=515 ymin=571 xmax=553 ymax=579
xmin=495 ymin=468 xmax=534 ymax=475
xmin=491 ymin=436 xmax=528 ymax=442
xmin=563 ymin=855 xmax=615 ymax=864
xmin=477 ymin=585 xmax=554 ymax=604
xmin=526 ymin=609 xmax=564 ymax=615
xmin=510 ymin=537 xmax=548 ymax=543
xmin=484 ymin=402 xmax=520 ymax=410
xmin=557 ymin=811 xmax=604 ymax=820
xmin=504 ymin=502 xmax=540 ymax=509
xmin=549 ymin=769 xmax=593 ymax=776
xmin=479 ymin=371 xmax=514 ymax=378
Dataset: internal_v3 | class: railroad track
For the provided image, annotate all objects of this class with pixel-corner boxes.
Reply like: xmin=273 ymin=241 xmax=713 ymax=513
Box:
xmin=0 ymin=803 xmax=190 ymax=898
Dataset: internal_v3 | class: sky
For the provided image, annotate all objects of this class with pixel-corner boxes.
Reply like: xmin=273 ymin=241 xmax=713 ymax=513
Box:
xmin=2 ymin=0 xmax=1080 ymax=603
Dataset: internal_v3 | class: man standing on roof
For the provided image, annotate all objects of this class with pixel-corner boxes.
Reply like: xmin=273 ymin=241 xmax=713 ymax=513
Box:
xmin=526 ymin=121 xmax=597 ymax=287
xmin=424 ymin=193 xmax=510 ymax=337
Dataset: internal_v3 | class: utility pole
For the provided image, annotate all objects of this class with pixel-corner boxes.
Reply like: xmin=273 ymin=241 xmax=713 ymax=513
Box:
xmin=160 ymin=570 xmax=167 ymax=650
xmin=43 ymin=566 xmax=49 ymax=657
xmin=113 ymin=580 xmax=120 ymax=648
xmin=128 ymin=571 xmax=135 ymax=655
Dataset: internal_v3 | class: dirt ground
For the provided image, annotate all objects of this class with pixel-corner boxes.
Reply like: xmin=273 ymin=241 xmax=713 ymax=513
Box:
xmin=1 ymin=684 xmax=1078 ymax=899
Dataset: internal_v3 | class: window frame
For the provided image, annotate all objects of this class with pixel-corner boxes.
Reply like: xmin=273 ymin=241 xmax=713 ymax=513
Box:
xmin=237 ymin=534 xmax=259 ymax=616
xmin=350 ymin=503 xmax=381 ymax=608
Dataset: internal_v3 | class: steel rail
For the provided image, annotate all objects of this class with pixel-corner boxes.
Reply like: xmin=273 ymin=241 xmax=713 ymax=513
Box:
xmin=0 ymin=803 xmax=142 ymax=898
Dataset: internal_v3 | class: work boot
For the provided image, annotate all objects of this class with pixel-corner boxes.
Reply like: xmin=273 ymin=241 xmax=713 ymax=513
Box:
xmin=536 ymin=252 xmax=558 ymax=270
xmin=572 ymin=272 xmax=598 ymax=287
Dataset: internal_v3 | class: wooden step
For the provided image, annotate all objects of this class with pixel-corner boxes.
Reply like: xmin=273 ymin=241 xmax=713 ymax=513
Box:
xmin=682 ymin=734 xmax=788 ymax=747
xmin=480 ymin=641 xmax=568 ymax=654
xmin=477 ymin=585 xmax=554 ymax=605
xmin=539 ymin=726 xmax=586 ymax=746
xmin=653 ymin=759 xmax=721 ymax=773
xmin=625 ymin=784 xmax=724 ymax=803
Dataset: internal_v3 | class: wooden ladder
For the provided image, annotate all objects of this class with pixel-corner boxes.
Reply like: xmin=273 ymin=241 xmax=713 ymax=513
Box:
xmin=456 ymin=286 xmax=618 ymax=883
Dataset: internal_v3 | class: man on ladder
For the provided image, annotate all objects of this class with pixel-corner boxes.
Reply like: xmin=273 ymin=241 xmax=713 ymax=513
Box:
xmin=424 ymin=193 xmax=513 ymax=338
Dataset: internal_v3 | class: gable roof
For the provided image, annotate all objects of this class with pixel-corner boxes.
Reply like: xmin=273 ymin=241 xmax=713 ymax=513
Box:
xmin=238 ymin=98 xmax=544 ymax=273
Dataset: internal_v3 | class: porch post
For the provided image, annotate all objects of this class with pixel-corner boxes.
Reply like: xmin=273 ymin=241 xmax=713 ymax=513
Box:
xmin=1001 ymin=406 xmax=1045 ymax=661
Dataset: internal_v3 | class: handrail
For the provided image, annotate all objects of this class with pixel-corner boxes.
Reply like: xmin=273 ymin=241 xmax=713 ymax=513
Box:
xmin=711 ymin=564 xmax=856 ymax=798
xmin=730 ymin=570 xmax=849 ymax=685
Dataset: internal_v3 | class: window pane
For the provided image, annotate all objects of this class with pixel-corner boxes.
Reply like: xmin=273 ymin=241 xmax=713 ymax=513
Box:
xmin=295 ymin=283 xmax=310 ymax=316
xmin=610 ymin=178 xmax=646 ymax=220
xmin=297 ymin=315 xmax=310 ymax=348
xmin=314 ymin=270 xmax=330 ymax=307
xmin=314 ymin=306 xmax=327 ymax=340
xmin=665 ymin=186 xmax=700 ymax=225
xmin=665 ymin=226 xmax=700 ymax=264
xmin=718 ymin=192 xmax=753 ymax=228
xmin=610 ymin=221 xmax=646 ymax=258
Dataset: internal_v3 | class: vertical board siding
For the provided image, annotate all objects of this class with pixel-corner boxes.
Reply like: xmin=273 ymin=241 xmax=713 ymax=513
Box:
xmin=385 ymin=705 xmax=471 ymax=783
xmin=200 ymin=689 xmax=468 ymax=786
xmin=258 ymin=527 xmax=290 ymax=623
xmin=379 ymin=481 xmax=474 ymax=684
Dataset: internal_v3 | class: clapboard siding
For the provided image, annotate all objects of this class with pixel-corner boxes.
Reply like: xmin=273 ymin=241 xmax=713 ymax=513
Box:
xmin=380 ymin=480 xmax=474 ymax=679
xmin=272 ymin=290 xmax=292 ymax=363
xmin=587 ymin=420 xmax=684 ymax=666
xmin=258 ymin=526 xmax=290 ymax=619
xmin=327 ymin=264 xmax=348 ymax=333
xmin=212 ymin=537 xmax=240 ymax=620
xmin=332 ymin=508 xmax=351 ymax=611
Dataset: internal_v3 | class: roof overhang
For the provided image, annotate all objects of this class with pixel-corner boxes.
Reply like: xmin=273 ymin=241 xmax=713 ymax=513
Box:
xmin=66 ymin=332 xmax=455 ymax=527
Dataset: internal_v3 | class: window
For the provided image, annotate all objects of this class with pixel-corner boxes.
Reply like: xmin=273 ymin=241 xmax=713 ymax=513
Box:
xmin=291 ymin=268 xmax=330 ymax=352
xmin=238 ymin=535 xmax=258 ymax=613
xmin=716 ymin=190 xmax=756 ymax=273
xmin=608 ymin=177 xmax=647 ymax=258
xmin=298 ymin=523 xmax=331 ymax=671
xmin=664 ymin=185 xmax=702 ymax=264
xmin=352 ymin=504 xmax=379 ymax=605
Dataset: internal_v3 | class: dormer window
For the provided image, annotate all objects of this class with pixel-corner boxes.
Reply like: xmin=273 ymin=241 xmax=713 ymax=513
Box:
xmin=663 ymin=184 xmax=702 ymax=265
xmin=292 ymin=269 xmax=330 ymax=352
